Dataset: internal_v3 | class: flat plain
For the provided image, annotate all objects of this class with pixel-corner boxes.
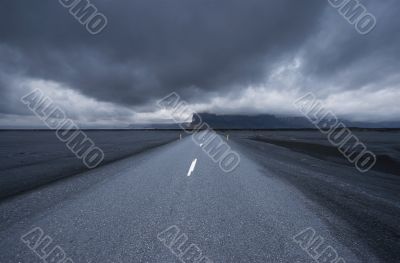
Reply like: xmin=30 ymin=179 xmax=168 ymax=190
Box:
xmin=0 ymin=130 xmax=399 ymax=262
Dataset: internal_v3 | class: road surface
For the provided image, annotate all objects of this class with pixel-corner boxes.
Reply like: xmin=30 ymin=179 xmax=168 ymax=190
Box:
xmin=0 ymin=132 xmax=399 ymax=262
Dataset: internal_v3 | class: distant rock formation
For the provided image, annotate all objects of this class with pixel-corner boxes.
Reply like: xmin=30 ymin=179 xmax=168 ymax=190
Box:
xmin=191 ymin=113 xmax=400 ymax=129
xmin=191 ymin=113 xmax=314 ymax=129
xmin=128 ymin=113 xmax=400 ymax=129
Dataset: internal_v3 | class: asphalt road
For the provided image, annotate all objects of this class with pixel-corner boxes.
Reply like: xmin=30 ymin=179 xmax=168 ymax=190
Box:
xmin=0 ymin=132 xmax=398 ymax=262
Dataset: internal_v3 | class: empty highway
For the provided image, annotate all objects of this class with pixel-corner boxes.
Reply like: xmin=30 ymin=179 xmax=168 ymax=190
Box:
xmin=0 ymin=132 xmax=399 ymax=263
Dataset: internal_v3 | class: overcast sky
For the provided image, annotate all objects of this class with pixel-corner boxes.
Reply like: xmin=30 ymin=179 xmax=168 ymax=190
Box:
xmin=0 ymin=0 xmax=399 ymax=127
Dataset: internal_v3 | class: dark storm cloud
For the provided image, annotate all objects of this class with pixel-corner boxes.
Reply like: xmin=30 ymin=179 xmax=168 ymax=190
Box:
xmin=0 ymin=0 xmax=399 ymax=124
xmin=0 ymin=0 xmax=326 ymax=107
xmin=298 ymin=0 xmax=400 ymax=91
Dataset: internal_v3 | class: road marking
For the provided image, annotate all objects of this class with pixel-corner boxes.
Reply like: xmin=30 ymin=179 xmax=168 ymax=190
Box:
xmin=187 ymin=158 xmax=198 ymax=177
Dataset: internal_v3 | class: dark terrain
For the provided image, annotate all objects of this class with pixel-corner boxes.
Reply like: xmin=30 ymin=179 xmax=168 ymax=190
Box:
xmin=0 ymin=130 xmax=399 ymax=262
xmin=0 ymin=130 xmax=179 ymax=199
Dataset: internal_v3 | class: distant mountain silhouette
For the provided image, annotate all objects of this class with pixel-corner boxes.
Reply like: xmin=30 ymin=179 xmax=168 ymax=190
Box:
xmin=128 ymin=123 xmax=183 ymax=129
xmin=128 ymin=113 xmax=400 ymax=129
xmin=192 ymin=113 xmax=400 ymax=129
xmin=191 ymin=113 xmax=313 ymax=129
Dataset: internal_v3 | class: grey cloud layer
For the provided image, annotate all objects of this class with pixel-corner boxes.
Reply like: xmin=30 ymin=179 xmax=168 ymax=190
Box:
xmin=0 ymin=0 xmax=399 ymax=123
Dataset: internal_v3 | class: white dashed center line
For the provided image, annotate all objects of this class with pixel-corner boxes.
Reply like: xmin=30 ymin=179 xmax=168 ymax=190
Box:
xmin=187 ymin=158 xmax=198 ymax=177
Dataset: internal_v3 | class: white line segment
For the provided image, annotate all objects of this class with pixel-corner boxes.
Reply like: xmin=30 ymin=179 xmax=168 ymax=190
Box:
xmin=187 ymin=158 xmax=198 ymax=177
